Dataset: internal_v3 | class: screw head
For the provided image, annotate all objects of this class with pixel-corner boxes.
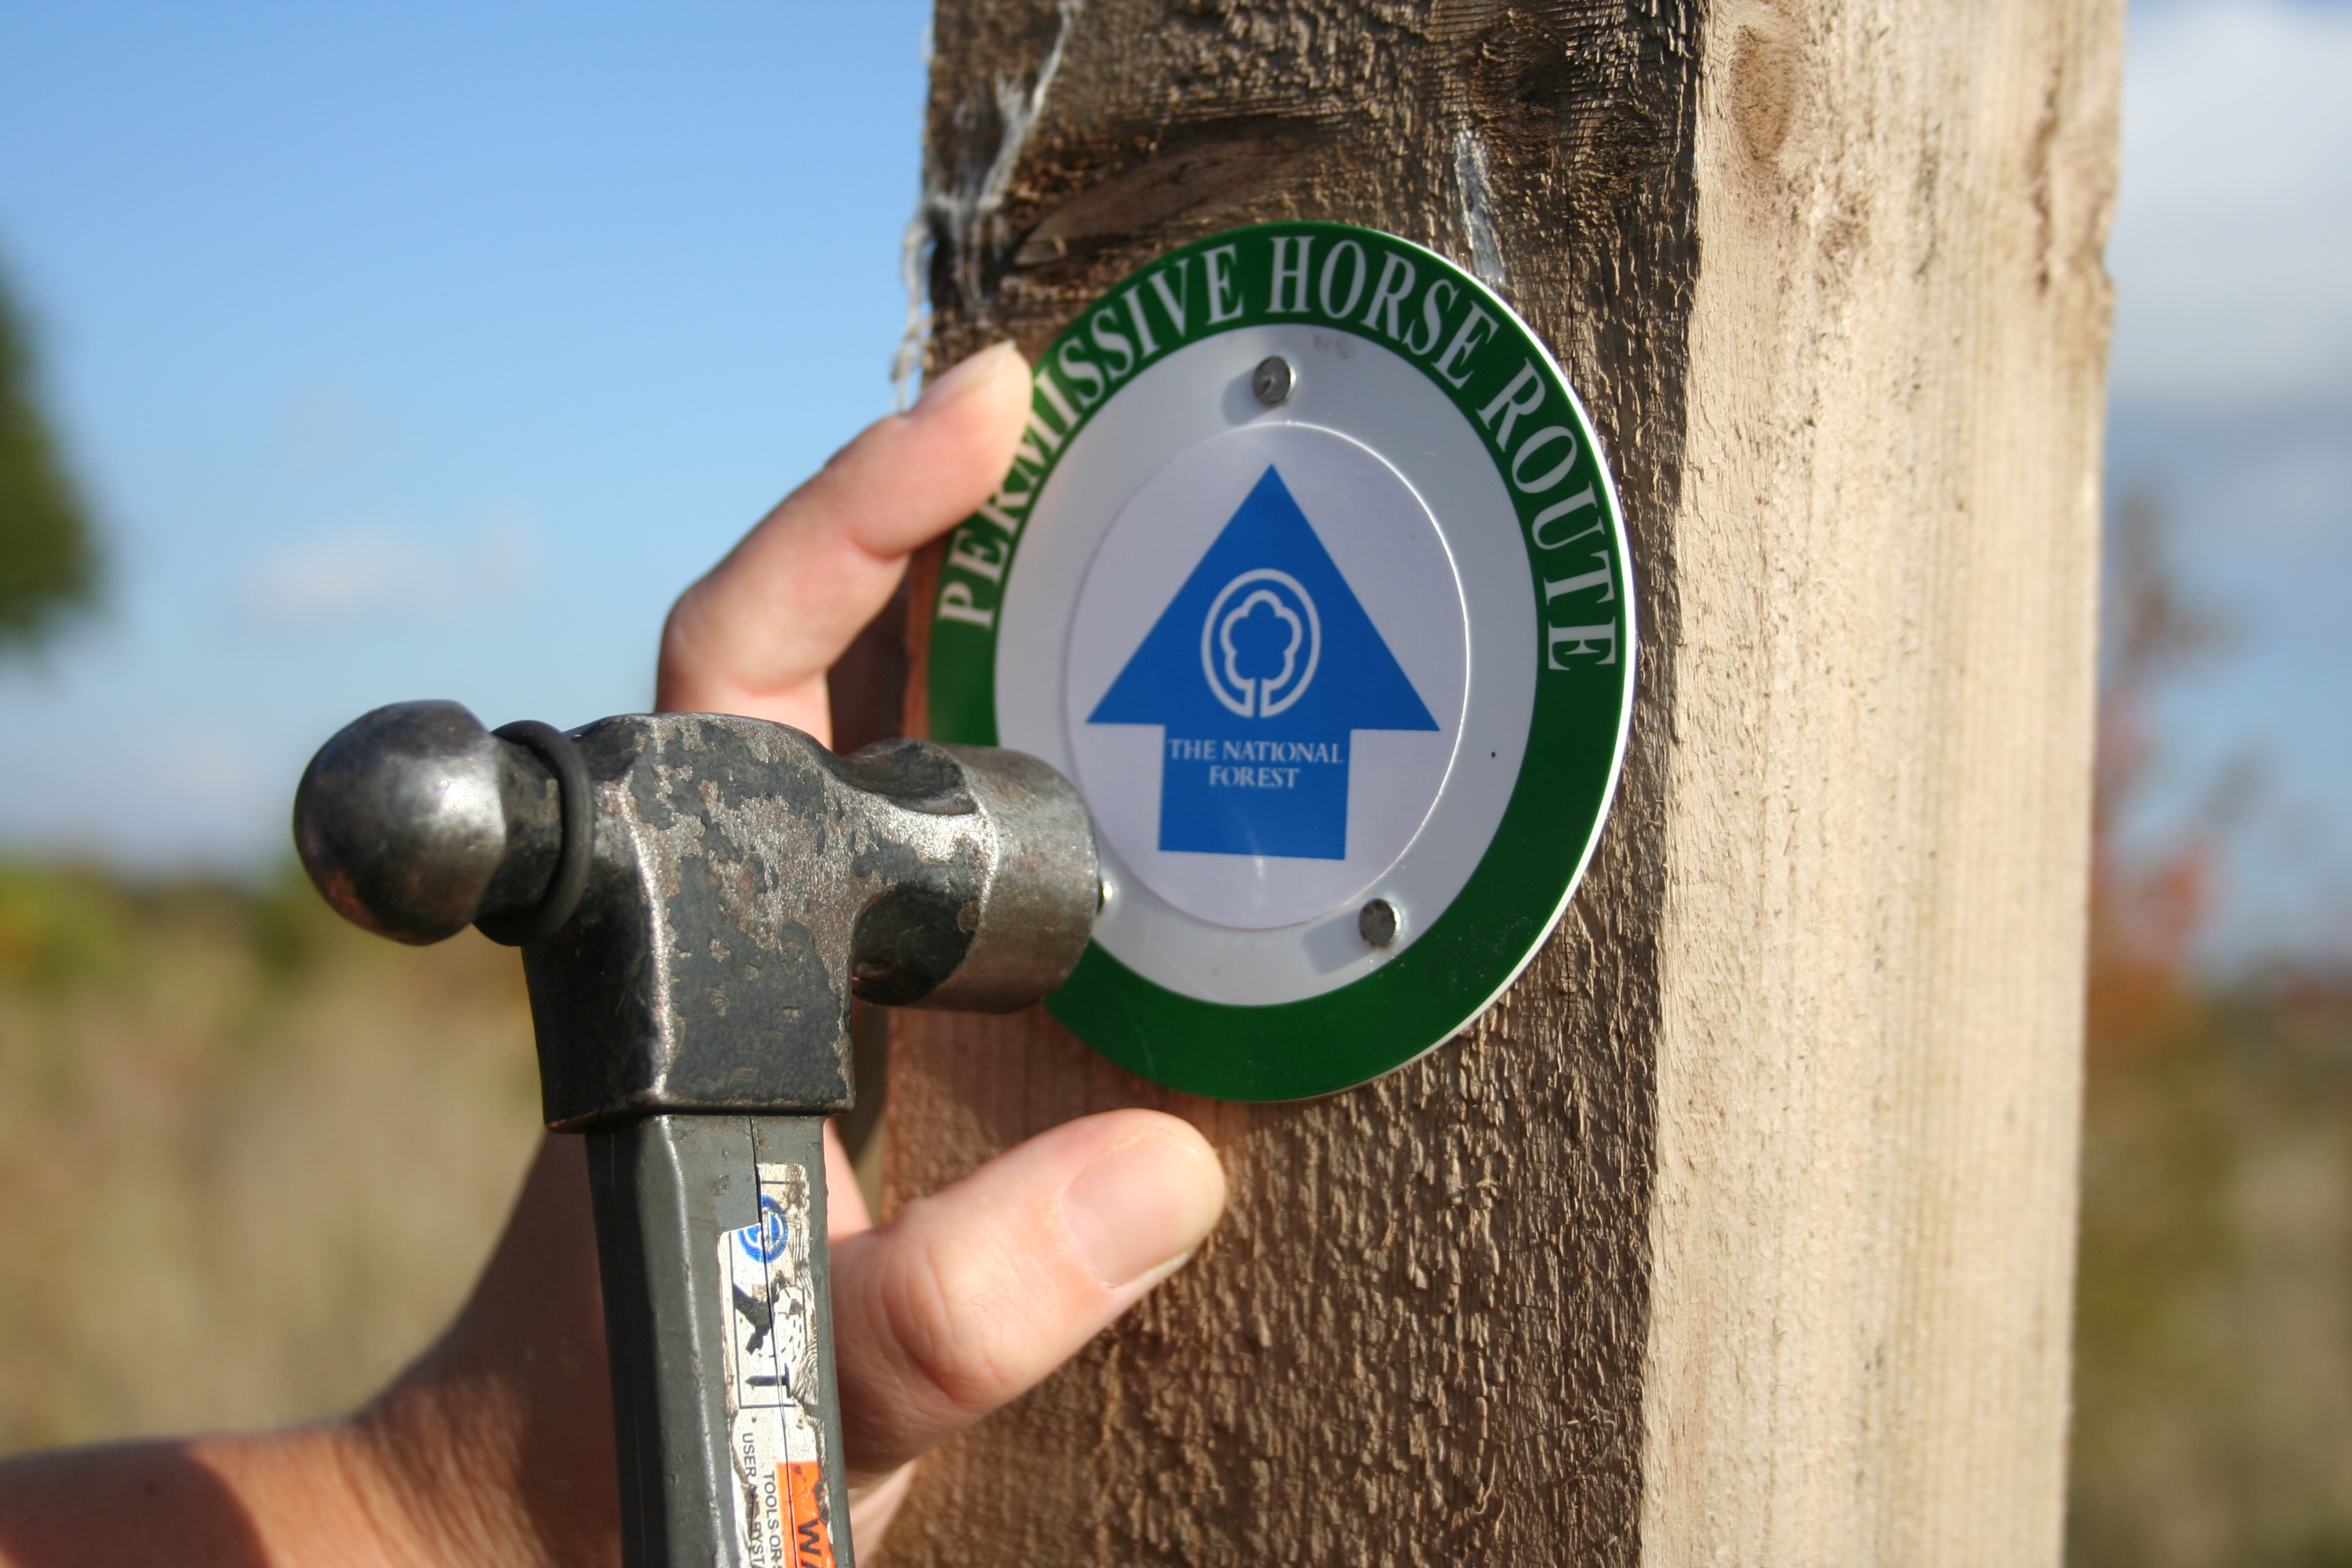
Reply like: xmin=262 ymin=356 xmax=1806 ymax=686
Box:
xmin=1358 ymin=898 xmax=1399 ymax=947
xmin=1251 ymin=355 xmax=1294 ymax=406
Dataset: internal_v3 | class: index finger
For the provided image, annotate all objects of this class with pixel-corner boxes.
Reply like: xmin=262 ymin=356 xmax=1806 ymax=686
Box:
xmin=655 ymin=342 xmax=1030 ymax=739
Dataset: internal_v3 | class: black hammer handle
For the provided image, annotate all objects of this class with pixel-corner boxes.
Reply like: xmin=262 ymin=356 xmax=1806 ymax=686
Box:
xmin=591 ymin=1116 xmax=849 ymax=1568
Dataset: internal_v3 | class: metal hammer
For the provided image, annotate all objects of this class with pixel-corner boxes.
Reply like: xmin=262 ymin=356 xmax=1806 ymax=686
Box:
xmin=293 ymin=700 xmax=1100 ymax=1568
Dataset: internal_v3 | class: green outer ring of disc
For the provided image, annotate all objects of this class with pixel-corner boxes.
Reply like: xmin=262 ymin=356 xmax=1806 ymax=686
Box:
xmin=925 ymin=220 xmax=1635 ymax=1101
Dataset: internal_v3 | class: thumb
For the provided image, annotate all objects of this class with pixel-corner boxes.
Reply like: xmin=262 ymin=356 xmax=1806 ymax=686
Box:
xmin=830 ymin=1111 xmax=1226 ymax=1484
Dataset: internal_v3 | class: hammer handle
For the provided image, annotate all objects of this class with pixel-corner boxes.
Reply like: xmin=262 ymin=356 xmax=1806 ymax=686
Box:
xmin=588 ymin=1115 xmax=852 ymax=1568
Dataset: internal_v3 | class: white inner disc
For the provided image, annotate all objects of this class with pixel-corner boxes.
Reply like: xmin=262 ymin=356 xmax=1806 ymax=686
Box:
xmin=993 ymin=324 xmax=1537 ymax=1007
xmin=1063 ymin=423 xmax=1468 ymax=929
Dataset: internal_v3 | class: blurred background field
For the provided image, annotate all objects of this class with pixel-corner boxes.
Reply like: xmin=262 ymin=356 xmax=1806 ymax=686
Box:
xmin=0 ymin=3 xmax=2347 ymax=1565
xmin=0 ymin=860 xmax=538 ymax=1448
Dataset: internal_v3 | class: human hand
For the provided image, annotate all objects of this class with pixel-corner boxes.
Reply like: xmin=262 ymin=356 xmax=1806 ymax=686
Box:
xmin=0 ymin=345 xmax=1228 ymax=1567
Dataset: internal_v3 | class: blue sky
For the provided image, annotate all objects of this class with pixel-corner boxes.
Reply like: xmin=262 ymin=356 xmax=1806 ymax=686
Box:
xmin=0 ymin=1 xmax=2345 ymax=968
xmin=0 ymin=2 xmax=932 ymax=865
xmin=2103 ymin=0 xmax=2352 ymax=964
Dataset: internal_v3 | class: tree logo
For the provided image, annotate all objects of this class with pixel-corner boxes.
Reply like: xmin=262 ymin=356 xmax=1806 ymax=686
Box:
xmin=1204 ymin=568 xmax=1318 ymax=718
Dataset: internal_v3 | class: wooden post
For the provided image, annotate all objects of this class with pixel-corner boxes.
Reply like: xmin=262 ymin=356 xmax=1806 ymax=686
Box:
xmin=881 ymin=1 xmax=2120 ymax=1561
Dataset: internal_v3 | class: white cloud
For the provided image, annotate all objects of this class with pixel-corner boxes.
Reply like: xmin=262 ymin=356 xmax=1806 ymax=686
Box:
xmin=2108 ymin=0 xmax=2352 ymax=406
xmin=243 ymin=510 xmax=541 ymax=626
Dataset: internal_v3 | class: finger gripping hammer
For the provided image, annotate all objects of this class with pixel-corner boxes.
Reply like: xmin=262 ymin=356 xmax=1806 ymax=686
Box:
xmin=293 ymin=699 xmax=1100 ymax=1568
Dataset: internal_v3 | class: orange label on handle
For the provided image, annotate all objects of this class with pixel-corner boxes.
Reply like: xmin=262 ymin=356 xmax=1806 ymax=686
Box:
xmin=781 ymin=1461 xmax=836 ymax=1568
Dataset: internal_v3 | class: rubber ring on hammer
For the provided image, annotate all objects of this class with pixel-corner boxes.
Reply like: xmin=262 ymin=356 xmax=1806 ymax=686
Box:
xmin=480 ymin=720 xmax=594 ymax=946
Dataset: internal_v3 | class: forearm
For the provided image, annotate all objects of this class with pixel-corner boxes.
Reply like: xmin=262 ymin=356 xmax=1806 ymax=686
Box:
xmin=0 ymin=1426 xmax=392 ymax=1568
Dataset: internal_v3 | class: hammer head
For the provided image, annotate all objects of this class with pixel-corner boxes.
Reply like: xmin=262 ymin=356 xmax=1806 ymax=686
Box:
xmin=295 ymin=702 xmax=1100 ymax=1128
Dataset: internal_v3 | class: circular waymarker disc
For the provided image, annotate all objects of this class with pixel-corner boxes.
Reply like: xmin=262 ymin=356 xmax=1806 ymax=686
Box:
xmin=925 ymin=222 xmax=1635 ymax=1101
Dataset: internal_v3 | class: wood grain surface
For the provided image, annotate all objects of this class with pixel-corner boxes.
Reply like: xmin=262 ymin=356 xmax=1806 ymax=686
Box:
xmin=877 ymin=2 xmax=2119 ymax=1563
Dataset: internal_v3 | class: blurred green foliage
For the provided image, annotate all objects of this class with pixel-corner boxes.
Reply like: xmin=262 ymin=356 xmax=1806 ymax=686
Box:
xmin=2074 ymin=957 xmax=2352 ymax=1566
xmin=0 ymin=861 xmax=131 ymax=990
xmin=0 ymin=263 xmax=99 ymax=659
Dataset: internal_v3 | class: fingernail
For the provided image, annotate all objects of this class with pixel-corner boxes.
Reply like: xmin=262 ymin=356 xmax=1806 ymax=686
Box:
xmin=913 ymin=341 xmax=1023 ymax=418
xmin=1062 ymin=1133 xmax=1225 ymax=1288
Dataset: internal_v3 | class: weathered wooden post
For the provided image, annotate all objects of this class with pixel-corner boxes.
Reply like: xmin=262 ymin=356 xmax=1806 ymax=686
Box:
xmin=882 ymin=0 xmax=2121 ymax=1561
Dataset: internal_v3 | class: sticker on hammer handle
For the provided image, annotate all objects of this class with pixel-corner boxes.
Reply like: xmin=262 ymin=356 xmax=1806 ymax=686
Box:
xmin=716 ymin=1162 xmax=836 ymax=1568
